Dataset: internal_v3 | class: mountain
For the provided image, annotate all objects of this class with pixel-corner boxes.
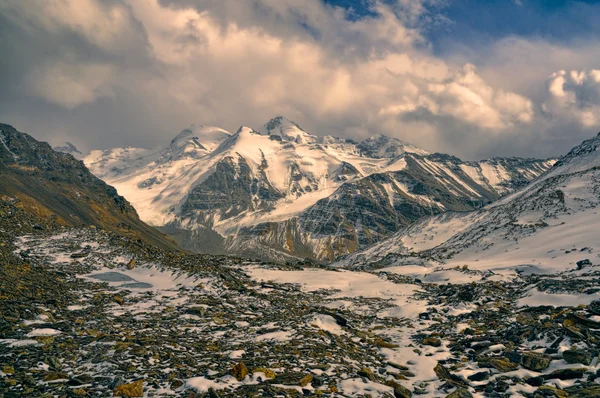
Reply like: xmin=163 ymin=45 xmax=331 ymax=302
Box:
xmin=83 ymin=117 xmax=554 ymax=262
xmin=337 ymin=133 xmax=600 ymax=272
xmin=54 ymin=142 xmax=83 ymax=159
xmin=0 ymin=123 xmax=179 ymax=250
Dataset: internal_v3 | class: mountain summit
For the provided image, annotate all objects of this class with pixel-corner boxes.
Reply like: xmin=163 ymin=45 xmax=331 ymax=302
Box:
xmin=337 ymin=131 xmax=600 ymax=272
xmin=53 ymin=142 xmax=83 ymax=159
xmin=82 ymin=117 xmax=554 ymax=262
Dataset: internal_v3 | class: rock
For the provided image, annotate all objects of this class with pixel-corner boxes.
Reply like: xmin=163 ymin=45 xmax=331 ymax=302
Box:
xmin=230 ymin=362 xmax=249 ymax=381
xmin=388 ymin=362 xmax=409 ymax=371
xmin=113 ymin=295 xmax=124 ymax=305
xmin=299 ymin=374 xmax=313 ymax=387
xmin=446 ymin=389 xmax=473 ymax=398
xmin=467 ymin=371 xmax=489 ymax=382
xmin=332 ymin=313 xmax=348 ymax=327
xmin=311 ymin=375 xmax=324 ymax=387
xmin=520 ymin=351 xmax=552 ymax=371
xmin=535 ymin=386 xmax=568 ymax=397
xmin=113 ymin=379 xmax=143 ymax=397
xmin=567 ymin=314 xmax=600 ymax=329
xmin=576 ymin=259 xmax=592 ymax=269
xmin=358 ymin=367 xmax=375 ymax=381
xmin=375 ymin=338 xmax=399 ymax=348
xmin=126 ymin=259 xmax=136 ymax=270
xmin=566 ymin=384 xmax=600 ymax=397
xmin=43 ymin=372 xmax=69 ymax=381
xmin=488 ymin=357 xmax=519 ymax=372
xmin=68 ymin=374 xmax=94 ymax=386
xmin=525 ymin=376 xmax=544 ymax=386
xmin=422 ymin=337 xmax=442 ymax=347
xmin=434 ymin=363 xmax=452 ymax=380
xmin=385 ymin=380 xmax=412 ymax=398
xmin=588 ymin=300 xmax=600 ymax=315
xmin=272 ymin=373 xmax=313 ymax=387
xmin=252 ymin=367 xmax=275 ymax=379
xmin=516 ymin=312 xmax=536 ymax=325
xmin=545 ymin=368 xmax=587 ymax=380
xmin=562 ymin=349 xmax=594 ymax=366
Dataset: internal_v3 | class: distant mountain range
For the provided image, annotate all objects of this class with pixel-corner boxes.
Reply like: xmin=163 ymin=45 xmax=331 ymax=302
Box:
xmin=0 ymin=123 xmax=178 ymax=250
xmin=57 ymin=117 xmax=554 ymax=262
xmin=336 ymin=132 xmax=600 ymax=273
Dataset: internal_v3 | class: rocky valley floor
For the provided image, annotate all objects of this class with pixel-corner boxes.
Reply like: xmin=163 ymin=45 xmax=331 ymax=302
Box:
xmin=1 ymin=227 xmax=600 ymax=397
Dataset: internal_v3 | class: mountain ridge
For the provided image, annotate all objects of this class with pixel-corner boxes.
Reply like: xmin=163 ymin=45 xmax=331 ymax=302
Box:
xmin=60 ymin=117 xmax=555 ymax=262
xmin=0 ymin=123 xmax=180 ymax=251
xmin=336 ymin=131 xmax=600 ymax=272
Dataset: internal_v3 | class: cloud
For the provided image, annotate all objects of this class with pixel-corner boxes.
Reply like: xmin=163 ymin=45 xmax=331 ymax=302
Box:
xmin=0 ymin=0 xmax=597 ymax=159
xmin=25 ymin=61 xmax=115 ymax=109
xmin=122 ymin=0 xmax=535 ymax=150
xmin=542 ymin=69 xmax=600 ymax=128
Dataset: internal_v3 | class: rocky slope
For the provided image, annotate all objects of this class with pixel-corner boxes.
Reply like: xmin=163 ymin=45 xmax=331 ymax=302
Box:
xmin=337 ymin=133 xmax=600 ymax=272
xmin=79 ymin=117 xmax=554 ymax=262
xmin=0 ymin=123 xmax=178 ymax=250
xmin=2 ymin=126 xmax=599 ymax=397
xmin=2 ymin=222 xmax=600 ymax=397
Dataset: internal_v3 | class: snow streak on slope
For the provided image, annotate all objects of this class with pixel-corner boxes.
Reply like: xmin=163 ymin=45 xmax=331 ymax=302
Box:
xmin=81 ymin=117 xmax=554 ymax=262
xmin=338 ymin=133 xmax=600 ymax=274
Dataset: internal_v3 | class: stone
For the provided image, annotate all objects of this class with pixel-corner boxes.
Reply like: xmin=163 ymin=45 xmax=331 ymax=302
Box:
xmin=422 ymin=337 xmax=442 ymax=347
xmin=525 ymin=376 xmax=544 ymax=386
xmin=385 ymin=380 xmax=413 ymax=398
xmin=358 ymin=367 xmax=375 ymax=381
xmin=126 ymin=259 xmax=136 ymax=270
xmin=113 ymin=379 xmax=143 ymax=397
xmin=230 ymin=362 xmax=249 ymax=381
xmin=113 ymin=295 xmax=124 ymax=305
xmin=562 ymin=349 xmax=594 ymax=366
xmin=520 ymin=352 xmax=552 ymax=371
xmin=545 ymin=368 xmax=587 ymax=380
xmin=434 ymin=363 xmax=452 ymax=380
xmin=446 ymin=389 xmax=473 ymax=398
xmin=588 ymin=300 xmax=600 ymax=315
xmin=299 ymin=374 xmax=313 ymax=387
xmin=467 ymin=371 xmax=489 ymax=382
xmin=252 ymin=367 xmax=275 ymax=379
xmin=535 ymin=386 xmax=568 ymax=397
xmin=489 ymin=357 xmax=519 ymax=372
xmin=43 ymin=372 xmax=69 ymax=381
xmin=576 ymin=259 xmax=592 ymax=269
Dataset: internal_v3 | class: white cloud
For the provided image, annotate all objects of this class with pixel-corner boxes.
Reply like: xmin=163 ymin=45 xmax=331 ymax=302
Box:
xmin=121 ymin=0 xmax=533 ymax=141
xmin=542 ymin=69 xmax=600 ymax=127
xmin=1 ymin=0 xmax=597 ymax=159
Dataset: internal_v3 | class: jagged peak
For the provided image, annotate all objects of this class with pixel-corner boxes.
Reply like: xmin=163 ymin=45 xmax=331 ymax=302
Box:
xmin=263 ymin=116 xmax=304 ymax=133
xmin=53 ymin=142 xmax=83 ymax=159
xmin=357 ymin=133 xmax=429 ymax=158
xmin=235 ymin=125 xmax=260 ymax=135
xmin=261 ymin=116 xmax=317 ymax=144
xmin=551 ymin=132 xmax=600 ymax=172
xmin=169 ymin=125 xmax=231 ymax=153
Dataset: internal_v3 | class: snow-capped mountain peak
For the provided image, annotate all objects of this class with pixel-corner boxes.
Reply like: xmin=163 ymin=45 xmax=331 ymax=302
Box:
xmin=549 ymin=131 xmax=600 ymax=174
xmin=83 ymin=119 xmax=554 ymax=262
xmin=262 ymin=116 xmax=318 ymax=144
xmin=337 ymin=132 xmax=600 ymax=273
xmin=53 ymin=142 xmax=84 ymax=159
xmin=169 ymin=125 xmax=231 ymax=152
xmin=356 ymin=133 xmax=429 ymax=158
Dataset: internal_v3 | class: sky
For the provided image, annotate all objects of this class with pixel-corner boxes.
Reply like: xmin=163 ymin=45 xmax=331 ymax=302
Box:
xmin=1 ymin=0 xmax=600 ymax=160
